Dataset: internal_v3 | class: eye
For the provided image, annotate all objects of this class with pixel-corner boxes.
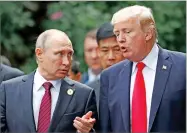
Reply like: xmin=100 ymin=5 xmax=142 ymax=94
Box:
xmin=55 ymin=52 xmax=62 ymax=56
xmin=114 ymin=47 xmax=120 ymax=51
xmin=115 ymin=33 xmax=119 ymax=37
xmin=101 ymin=49 xmax=108 ymax=53
xmin=68 ymin=52 xmax=72 ymax=56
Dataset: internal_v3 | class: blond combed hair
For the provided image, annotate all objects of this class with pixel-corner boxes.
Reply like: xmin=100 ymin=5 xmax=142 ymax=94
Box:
xmin=111 ymin=5 xmax=158 ymax=41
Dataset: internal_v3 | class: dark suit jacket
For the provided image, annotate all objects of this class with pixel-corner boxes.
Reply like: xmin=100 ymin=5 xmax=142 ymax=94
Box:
xmin=87 ymin=79 xmax=100 ymax=113
xmin=80 ymin=71 xmax=89 ymax=84
xmin=99 ymin=47 xmax=186 ymax=132
xmin=0 ymin=64 xmax=24 ymax=84
xmin=0 ymin=71 xmax=98 ymax=133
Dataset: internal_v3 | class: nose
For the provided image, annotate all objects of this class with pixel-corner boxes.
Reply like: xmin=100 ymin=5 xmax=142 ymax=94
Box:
xmin=108 ymin=50 xmax=115 ymax=60
xmin=91 ymin=49 xmax=98 ymax=59
xmin=117 ymin=33 xmax=126 ymax=44
xmin=62 ymin=56 xmax=70 ymax=66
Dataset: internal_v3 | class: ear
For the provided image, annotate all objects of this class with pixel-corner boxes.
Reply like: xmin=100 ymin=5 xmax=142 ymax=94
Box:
xmin=35 ymin=48 xmax=44 ymax=62
xmin=145 ymin=28 xmax=153 ymax=41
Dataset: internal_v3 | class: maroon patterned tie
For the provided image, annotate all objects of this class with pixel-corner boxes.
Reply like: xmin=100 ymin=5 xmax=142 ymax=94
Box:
xmin=37 ymin=82 xmax=52 ymax=133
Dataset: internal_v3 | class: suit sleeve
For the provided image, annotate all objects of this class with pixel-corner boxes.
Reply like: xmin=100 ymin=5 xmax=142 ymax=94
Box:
xmin=99 ymin=71 xmax=111 ymax=133
xmin=84 ymin=89 xmax=99 ymax=132
xmin=0 ymin=83 xmax=7 ymax=132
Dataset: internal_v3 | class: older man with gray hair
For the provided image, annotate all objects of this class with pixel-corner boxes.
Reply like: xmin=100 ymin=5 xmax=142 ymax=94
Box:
xmin=99 ymin=5 xmax=185 ymax=133
xmin=0 ymin=29 xmax=97 ymax=133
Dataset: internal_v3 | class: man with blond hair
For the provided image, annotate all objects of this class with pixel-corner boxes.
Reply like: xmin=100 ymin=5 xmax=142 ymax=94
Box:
xmin=0 ymin=29 xmax=97 ymax=133
xmin=99 ymin=5 xmax=185 ymax=132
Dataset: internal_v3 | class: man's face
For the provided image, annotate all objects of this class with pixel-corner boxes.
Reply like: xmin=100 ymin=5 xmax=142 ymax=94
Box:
xmin=38 ymin=39 xmax=74 ymax=80
xmin=97 ymin=37 xmax=124 ymax=69
xmin=84 ymin=37 xmax=101 ymax=70
xmin=113 ymin=17 xmax=148 ymax=62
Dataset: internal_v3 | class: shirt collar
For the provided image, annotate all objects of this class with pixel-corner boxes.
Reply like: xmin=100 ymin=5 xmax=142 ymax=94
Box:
xmin=132 ymin=43 xmax=159 ymax=74
xmin=88 ymin=68 xmax=101 ymax=79
xmin=34 ymin=69 xmax=61 ymax=92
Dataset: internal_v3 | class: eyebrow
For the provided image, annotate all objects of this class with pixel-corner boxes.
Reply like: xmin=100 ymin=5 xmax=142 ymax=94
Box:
xmin=54 ymin=48 xmax=74 ymax=53
xmin=112 ymin=45 xmax=120 ymax=48
xmin=100 ymin=46 xmax=109 ymax=49
xmin=114 ymin=28 xmax=131 ymax=33
xmin=113 ymin=29 xmax=118 ymax=33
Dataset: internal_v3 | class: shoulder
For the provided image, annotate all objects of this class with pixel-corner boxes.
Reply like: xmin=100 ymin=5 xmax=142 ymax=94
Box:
xmin=65 ymin=77 xmax=94 ymax=93
xmin=0 ymin=75 xmax=25 ymax=92
xmin=162 ymin=49 xmax=186 ymax=65
xmin=1 ymin=64 xmax=24 ymax=79
xmin=87 ymin=79 xmax=100 ymax=89
xmin=101 ymin=59 xmax=129 ymax=76
xmin=1 ymin=74 xmax=25 ymax=86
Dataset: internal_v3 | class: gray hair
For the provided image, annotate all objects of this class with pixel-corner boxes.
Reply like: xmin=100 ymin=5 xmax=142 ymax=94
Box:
xmin=35 ymin=29 xmax=72 ymax=49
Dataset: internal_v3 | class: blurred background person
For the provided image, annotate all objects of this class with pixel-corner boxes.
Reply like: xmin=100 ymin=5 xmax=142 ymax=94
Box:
xmin=81 ymin=29 xmax=102 ymax=84
xmin=1 ymin=55 xmax=11 ymax=66
xmin=68 ymin=59 xmax=82 ymax=82
xmin=0 ymin=55 xmax=24 ymax=84
xmin=87 ymin=22 xmax=124 ymax=110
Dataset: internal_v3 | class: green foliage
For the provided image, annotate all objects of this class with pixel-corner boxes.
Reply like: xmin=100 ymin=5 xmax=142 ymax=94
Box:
xmin=42 ymin=1 xmax=186 ymax=72
xmin=0 ymin=1 xmax=186 ymax=73
xmin=0 ymin=2 xmax=35 ymax=73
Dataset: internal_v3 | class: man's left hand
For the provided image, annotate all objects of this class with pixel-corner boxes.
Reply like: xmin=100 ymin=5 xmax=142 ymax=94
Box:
xmin=73 ymin=111 xmax=96 ymax=133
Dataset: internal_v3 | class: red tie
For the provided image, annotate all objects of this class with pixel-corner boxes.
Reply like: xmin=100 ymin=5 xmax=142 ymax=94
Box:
xmin=37 ymin=82 xmax=52 ymax=133
xmin=132 ymin=62 xmax=147 ymax=133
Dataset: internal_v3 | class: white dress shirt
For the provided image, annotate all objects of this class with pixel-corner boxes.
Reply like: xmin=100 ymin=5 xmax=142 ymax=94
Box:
xmin=87 ymin=68 xmax=100 ymax=83
xmin=33 ymin=69 xmax=61 ymax=129
xmin=130 ymin=44 xmax=159 ymax=130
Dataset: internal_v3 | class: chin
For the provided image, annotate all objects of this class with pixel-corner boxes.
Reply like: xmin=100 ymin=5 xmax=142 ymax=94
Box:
xmin=56 ymin=74 xmax=66 ymax=79
xmin=92 ymin=66 xmax=101 ymax=70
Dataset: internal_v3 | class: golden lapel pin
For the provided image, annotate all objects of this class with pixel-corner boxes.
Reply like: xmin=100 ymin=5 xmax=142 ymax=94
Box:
xmin=67 ymin=88 xmax=74 ymax=95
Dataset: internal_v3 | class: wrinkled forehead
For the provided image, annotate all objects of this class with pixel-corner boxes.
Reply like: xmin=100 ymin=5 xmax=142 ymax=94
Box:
xmin=48 ymin=34 xmax=72 ymax=47
xmin=55 ymin=46 xmax=74 ymax=53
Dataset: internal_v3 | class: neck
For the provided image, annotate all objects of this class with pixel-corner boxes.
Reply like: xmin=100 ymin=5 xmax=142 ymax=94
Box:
xmin=38 ymin=67 xmax=54 ymax=81
xmin=134 ymin=41 xmax=155 ymax=62
xmin=91 ymin=68 xmax=102 ymax=75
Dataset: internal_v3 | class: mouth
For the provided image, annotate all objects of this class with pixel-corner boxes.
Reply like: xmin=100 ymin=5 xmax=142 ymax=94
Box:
xmin=120 ymin=46 xmax=127 ymax=52
xmin=58 ymin=70 xmax=68 ymax=74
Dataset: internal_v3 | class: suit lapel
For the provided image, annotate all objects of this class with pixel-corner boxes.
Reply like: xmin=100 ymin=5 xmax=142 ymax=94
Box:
xmin=119 ymin=60 xmax=132 ymax=132
xmin=49 ymin=77 xmax=75 ymax=132
xmin=20 ymin=72 xmax=36 ymax=132
xmin=148 ymin=48 xmax=172 ymax=131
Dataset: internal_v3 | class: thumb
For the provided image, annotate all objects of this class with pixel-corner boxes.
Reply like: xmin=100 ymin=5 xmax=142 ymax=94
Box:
xmin=82 ymin=111 xmax=93 ymax=119
xmin=88 ymin=118 xmax=96 ymax=124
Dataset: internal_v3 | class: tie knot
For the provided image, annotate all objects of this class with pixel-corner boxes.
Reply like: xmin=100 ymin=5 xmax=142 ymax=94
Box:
xmin=136 ymin=62 xmax=145 ymax=71
xmin=43 ymin=82 xmax=52 ymax=91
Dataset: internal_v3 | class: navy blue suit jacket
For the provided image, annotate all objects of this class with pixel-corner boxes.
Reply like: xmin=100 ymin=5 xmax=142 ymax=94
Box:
xmin=99 ymin=47 xmax=186 ymax=132
xmin=0 ymin=72 xmax=98 ymax=133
